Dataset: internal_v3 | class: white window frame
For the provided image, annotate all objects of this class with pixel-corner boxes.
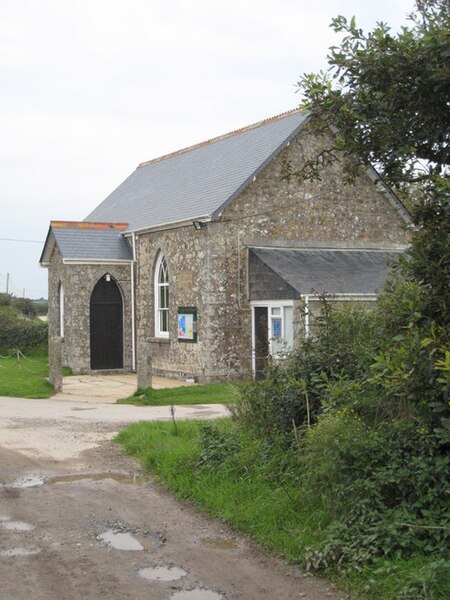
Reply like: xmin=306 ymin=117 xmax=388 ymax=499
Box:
xmin=251 ymin=300 xmax=294 ymax=374
xmin=154 ymin=254 xmax=169 ymax=338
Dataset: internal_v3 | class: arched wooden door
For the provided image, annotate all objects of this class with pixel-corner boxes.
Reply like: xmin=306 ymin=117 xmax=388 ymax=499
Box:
xmin=90 ymin=276 xmax=123 ymax=370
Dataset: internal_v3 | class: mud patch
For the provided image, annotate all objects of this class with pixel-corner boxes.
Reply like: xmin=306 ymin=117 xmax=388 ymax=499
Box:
xmin=139 ymin=565 xmax=187 ymax=582
xmin=199 ymin=537 xmax=239 ymax=550
xmin=98 ymin=530 xmax=144 ymax=551
xmin=0 ymin=547 xmax=41 ymax=557
xmin=48 ymin=472 xmax=147 ymax=485
xmin=10 ymin=475 xmax=45 ymax=488
xmin=2 ymin=521 xmax=34 ymax=532
xmin=171 ymin=590 xmax=224 ymax=600
xmin=0 ymin=487 xmax=20 ymax=498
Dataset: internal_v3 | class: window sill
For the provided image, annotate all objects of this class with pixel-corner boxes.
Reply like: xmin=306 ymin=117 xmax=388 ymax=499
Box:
xmin=149 ymin=337 xmax=170 ymax=344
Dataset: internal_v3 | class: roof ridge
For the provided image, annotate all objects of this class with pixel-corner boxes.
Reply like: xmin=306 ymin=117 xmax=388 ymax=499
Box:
xmin=51 ymin=221 xmax=128 ymax=230
xmin=137 ymin=108 xmax=304 ymax=169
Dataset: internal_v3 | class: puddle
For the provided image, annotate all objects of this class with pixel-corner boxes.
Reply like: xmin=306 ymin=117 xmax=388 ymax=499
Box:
xmin=139 ymin=565 xmax=187 ymax=582
xmin=0 ymin=547 xmax=41 ymax=557
xmin=71 ymin=407 xmax=96 ymax=411
xmin=9 ymin=472 xmax=146 ymax=489
xmin=47 ymin=472 xmax=147 ymax=485
xmin=199 ymin=537 xmax=239 ymax=550
xmin=2 ymin=521 xmax=34 ymax=532
xmin=171 ymin=590 xmax=224 ymax=600
xmin=11 ymin=475 xmax=45 ymax=488
xmin=98 ymin=530 xmax=144 ymax=551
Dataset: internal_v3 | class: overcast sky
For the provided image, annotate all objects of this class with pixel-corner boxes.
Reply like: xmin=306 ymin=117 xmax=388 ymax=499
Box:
xmin=1 ymin=0 xmax=414 ymax=298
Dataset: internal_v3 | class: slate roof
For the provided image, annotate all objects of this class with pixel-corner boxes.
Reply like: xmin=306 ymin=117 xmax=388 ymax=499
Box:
xmin=40 ymin=222 xmax=132 ymax=264
xmin=249 ymin=247 xmax=403 ymax=296
xmin=85 ymin=110 xmax=309 ymax=232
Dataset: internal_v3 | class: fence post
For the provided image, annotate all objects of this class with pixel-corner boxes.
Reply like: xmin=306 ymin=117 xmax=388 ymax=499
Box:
xmin=137 ymin=340 xmax=152 ymax=390
xmin=49 ymin=336 xmax=63 ymax=393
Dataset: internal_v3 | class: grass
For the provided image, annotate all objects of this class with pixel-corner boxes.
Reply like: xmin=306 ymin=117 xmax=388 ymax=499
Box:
xmin=116 ymin=420 xmax=328 ymax=553
xmin=117 ymin=382 xmax=239 ymax=406
xmin=0 ymin=347 xmax=54 ymax=398
xmin=116 ymin=418 xmax=450 ymax=600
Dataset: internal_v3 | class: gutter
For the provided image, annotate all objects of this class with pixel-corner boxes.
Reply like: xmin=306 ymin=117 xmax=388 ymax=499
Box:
xmin=62 ymin=258 xmax=133 ymax=265
xmin=131 ymin=233 xmax=137 ymax=372
xmin=124 ymin=214 xmax=212 ymax=237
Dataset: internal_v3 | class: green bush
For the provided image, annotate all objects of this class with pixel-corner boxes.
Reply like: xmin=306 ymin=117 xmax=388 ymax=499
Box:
xmin=233 ymin=303 xmax=380 ymax=439
xmin=0 ymin=305 xmax=19 ymax=325
xmin=301 ymin=415 xmax=449 ymax=580
xmin=0 ymin=303 xmax=48 ymax=353
xmin=11 ymin=297 xmax=36 ymax=319
xmin=0 ymin=320 xmax=48 ymax=353
xmin=0 ymin=293 xmax=11 ymax=306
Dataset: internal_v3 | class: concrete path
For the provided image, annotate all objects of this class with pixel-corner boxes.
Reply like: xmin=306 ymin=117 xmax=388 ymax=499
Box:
xmin=0 ymin=395 xmax=229 ymax=462
xmin=0 ymin=396 xmax=342 ymax=600
xmin=52 ymin=373 xmax=196 ymax=403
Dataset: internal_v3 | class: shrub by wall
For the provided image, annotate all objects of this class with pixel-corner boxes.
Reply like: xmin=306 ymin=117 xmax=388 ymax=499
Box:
xmin=0 ymin=320 xmax=48 ymax=353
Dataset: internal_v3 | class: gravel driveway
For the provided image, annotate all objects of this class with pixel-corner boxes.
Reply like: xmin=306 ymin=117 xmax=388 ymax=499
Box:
xmin=0 ymin=395 xmax=343 ymax=600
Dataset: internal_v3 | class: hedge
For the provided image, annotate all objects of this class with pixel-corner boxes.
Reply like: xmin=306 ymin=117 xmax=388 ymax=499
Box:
xmin=0 ymin=322 xmax=48 ymax=353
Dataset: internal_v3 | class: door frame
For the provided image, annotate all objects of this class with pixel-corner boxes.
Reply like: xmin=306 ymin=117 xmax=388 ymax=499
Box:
xmin=89 ymin=274 xmax=125 ymax=370
xmin=251 ymin=300 xmax=294 ymax=376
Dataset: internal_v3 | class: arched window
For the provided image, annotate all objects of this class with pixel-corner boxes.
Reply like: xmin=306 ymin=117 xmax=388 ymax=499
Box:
xmin=59 ymin=283 xmax=65 ymax=337
xmin=155 ymin=254 xmax=169 ymax=337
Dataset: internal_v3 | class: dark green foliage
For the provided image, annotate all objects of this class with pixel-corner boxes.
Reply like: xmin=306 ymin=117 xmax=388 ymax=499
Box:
xmin=233 ymin=304 xmax=380 ymax=439
xmin=11 ymin=297 xmax=36 ymax=319
xmin=0 ymin=322 xmax=48 ymax=353
xmin=405 ymin=184 xmax=450 ymax=330
xmin=294 ymin=0 xmax=449 ymax=190
xmin=196 ymin=423 xmax=241 ymax=468
xmin=301 ymin=416 xmax=449 ymax=575
xmin=0 ymin=307 xmax=47 ymax=352
xmin=0 ymin=293 xmax=11 ymax=306
xmin=369 ymin=185 xmax=450 ymax=436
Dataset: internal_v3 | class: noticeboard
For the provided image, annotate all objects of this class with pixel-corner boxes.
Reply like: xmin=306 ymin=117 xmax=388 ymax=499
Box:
xmin=177 ymin=307 xmax=197 ymax=342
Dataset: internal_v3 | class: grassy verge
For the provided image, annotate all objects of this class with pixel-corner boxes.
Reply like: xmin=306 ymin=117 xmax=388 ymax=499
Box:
xmin=117 ymin=382 xmax=238 ymax=406
xmin=116 ymin=419 xmax=449 ymax=600
xmin=0 ymin=347 xmax=54 ymax=398
xmin=116 ymin=419 xmax=325 ymax=555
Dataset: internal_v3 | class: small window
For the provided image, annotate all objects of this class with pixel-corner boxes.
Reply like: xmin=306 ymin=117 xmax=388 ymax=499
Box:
xmin=155 ymin=254 xmax=169 ymax=337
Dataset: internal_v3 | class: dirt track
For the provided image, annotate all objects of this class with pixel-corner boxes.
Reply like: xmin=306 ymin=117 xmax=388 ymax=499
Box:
xmin=0 ymin=396 xmax=344 ymax=599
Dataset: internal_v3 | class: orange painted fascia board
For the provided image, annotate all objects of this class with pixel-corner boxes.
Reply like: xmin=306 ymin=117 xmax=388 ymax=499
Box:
xmin=50 ymin=221 xmax=128 ymax=231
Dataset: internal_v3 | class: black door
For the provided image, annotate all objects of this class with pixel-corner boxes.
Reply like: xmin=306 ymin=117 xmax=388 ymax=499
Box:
xmin=254 ymin=306 xmax=269 ymax=379
xmin=90 ymin=276 xmax=123 ymax=370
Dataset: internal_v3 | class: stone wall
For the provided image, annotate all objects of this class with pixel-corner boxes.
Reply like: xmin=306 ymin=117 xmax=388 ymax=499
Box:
xmin=135 ymin=227 xmax=221 ymax=382
xmin=134 ymin=130 xmax=409 ymax=382
xmin=47 ymin=129 xmax=409 ymax=381
xmin=47 ymin=246 xmax=133 ymax=374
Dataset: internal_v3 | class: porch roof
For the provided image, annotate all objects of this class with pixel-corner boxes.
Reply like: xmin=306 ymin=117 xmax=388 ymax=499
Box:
xmin=40 ymin=221 xmax=133 ymax=265
xmin=249 ymin=247 xmax=404 ymax=298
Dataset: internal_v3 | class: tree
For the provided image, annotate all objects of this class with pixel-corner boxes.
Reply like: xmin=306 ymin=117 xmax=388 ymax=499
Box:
xmin=292 ymin=0 xmax=449 ymax=195
xmin=290 ymin=0 xmax=449 ymax=436
xmin=11 ymin=297 xmax=36 ymax=320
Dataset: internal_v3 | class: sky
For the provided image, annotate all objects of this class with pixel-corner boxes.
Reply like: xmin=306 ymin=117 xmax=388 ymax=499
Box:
xmin=0 ymin=0 xmax=414 ymax=299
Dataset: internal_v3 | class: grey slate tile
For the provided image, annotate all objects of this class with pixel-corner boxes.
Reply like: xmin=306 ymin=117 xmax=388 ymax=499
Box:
xmin=85 ymin=111 xmax=308 ymax=232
